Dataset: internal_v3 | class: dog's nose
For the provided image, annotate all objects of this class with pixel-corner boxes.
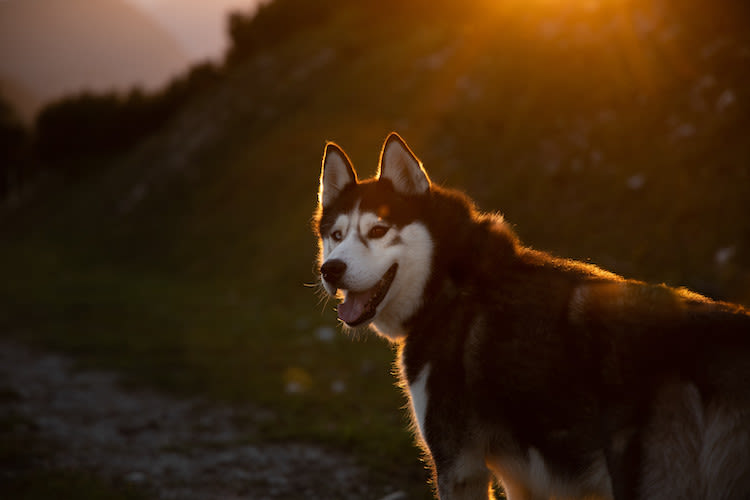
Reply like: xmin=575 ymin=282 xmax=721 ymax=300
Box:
xmin=321 ymin=259 xmax=347 ymax=285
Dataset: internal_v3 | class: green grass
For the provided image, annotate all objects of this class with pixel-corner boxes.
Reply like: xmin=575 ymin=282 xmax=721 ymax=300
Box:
xmin=2 ymin=1 xmax=750 ymax=497
xmin=0 ymin=223 xmax=431 ymax=494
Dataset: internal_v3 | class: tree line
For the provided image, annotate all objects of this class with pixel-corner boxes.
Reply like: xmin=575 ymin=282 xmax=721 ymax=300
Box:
xmin=0 ymin=62 xmax=223 ymax=200
xmin=0 ymin=0 xmax=329 ymax=201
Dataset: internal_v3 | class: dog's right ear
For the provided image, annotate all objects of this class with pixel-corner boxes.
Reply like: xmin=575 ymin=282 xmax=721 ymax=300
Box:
xmin=319 ymin=142 xmax=357 ymax=208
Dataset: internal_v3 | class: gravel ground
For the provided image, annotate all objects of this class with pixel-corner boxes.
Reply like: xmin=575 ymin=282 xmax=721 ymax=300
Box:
xmin=0 ymin=340 xmax=407 ymax=500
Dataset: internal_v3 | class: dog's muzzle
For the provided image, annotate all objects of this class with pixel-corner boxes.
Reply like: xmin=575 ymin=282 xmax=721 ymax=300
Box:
xmin=320 ymin=259 xmax=347 ymax=288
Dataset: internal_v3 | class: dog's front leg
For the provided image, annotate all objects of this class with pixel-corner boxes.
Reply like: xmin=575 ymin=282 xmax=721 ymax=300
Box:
xmin=432 ymin=452 xmax=496 ymax=500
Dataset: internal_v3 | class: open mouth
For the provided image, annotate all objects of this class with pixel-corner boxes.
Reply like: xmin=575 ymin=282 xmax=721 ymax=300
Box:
xmin=337 ymin=264 xmax=398 ymax=326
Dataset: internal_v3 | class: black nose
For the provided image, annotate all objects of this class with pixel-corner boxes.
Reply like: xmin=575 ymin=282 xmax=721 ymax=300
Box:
xmin=321 ymin=259 xmax=347 ymax=285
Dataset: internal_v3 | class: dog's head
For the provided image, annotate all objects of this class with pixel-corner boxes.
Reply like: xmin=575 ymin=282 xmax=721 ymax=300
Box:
xmin=314 ymin=133 xmax=433 ymax=341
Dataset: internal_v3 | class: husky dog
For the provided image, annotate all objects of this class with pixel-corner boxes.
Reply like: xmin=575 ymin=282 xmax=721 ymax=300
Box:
xmin=313 ymin=132 xmax=750 ymax=500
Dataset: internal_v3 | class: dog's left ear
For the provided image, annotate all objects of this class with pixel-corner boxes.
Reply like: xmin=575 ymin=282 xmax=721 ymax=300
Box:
xmin=378 ymin=132 xmax=430 ymax=195
xmin=320 ymin=142 xmax=357 ymax=208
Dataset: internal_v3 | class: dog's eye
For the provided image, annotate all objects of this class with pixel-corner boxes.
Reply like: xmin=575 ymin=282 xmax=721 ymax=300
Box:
xmin=368 ymin=225 xmax=389 ymax=239
xmin=331 ymin=230 xmax=343 ymax=242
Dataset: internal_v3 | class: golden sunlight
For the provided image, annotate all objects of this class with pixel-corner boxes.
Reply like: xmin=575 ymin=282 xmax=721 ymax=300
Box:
xmin=474 ymin=0 xmax=638 ymax=28
xmin=470 ymin=0 xmax=675 ymax=94
xmin=486 ymin=0 xmax=631 ymax=11
xmin=470 ymin=0 xmax=646 ymax=32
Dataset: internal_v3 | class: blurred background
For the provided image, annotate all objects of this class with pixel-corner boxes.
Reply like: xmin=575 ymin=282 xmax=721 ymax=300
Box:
xmin=1 ymin=0 xmax=750 ymax=498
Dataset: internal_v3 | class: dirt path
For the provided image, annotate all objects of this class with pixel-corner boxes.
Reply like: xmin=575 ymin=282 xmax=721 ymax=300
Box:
xmin=0 ymin=340 xmax=406 ymax=499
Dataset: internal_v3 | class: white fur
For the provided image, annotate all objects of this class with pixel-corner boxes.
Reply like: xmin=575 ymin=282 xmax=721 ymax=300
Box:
xmin=640 ymin=382 xmax=750 ymax=500
xmin=568 ymin=284 xmax=590 ymax=324
xmin=407 ymin=364 xmax=431 ymax=442
xmin=371 ymin=222 xmax=432 ymax=340
xmin=699 ymin=407 xmax=749 ymax=499
xmin=321 ymin=206 xmax=433 ymax=340
xmin=323 ymin=209 xmax=394 ymax=293
xmin=488 ymin=448 xmax=612 ymax=500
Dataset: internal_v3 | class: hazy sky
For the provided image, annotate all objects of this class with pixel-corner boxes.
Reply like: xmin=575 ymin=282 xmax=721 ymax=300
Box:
xmin=124 ymin=0 xmax=263 ymax=61
xmin=0 ymin=0 xmax=263 ymax=120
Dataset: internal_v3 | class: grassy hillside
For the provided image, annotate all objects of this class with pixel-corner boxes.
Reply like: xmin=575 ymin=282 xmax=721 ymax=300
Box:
xmin=2 ymin=0 xmax=750 ymax=496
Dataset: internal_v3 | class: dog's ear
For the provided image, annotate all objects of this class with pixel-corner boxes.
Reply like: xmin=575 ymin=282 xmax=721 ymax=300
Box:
xmin=378 ymin=132 xmax=430 ymax=195
xmin=320 ymin=142 xmax=357 ymax=208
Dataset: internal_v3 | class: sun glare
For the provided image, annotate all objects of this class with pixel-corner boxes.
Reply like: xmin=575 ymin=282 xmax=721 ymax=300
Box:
xmin=468 ymin=0 xmax=675 ymax=91
xmin=494 ymin=0 xmax=630 ymax=9
xmin=476 ymin=0 xmax=636 ymax=23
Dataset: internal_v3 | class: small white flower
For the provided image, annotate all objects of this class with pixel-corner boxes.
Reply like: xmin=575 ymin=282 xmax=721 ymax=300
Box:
xmin=627 ymin=174 xmax=646 ymax=191
xmin=315 ymin=326 xmax=335 ymax=342
xmin=715 ymin=246 xmax=736 ymax=266
xmin=716 ymin=89 xmax=736 ymax=112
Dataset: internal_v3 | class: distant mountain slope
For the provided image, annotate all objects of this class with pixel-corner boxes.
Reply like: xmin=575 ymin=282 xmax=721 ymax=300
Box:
xmin=125 ymin=0 xmax=260 ymax=61
xmin=0 ymin=0 xmax=189 ymax=116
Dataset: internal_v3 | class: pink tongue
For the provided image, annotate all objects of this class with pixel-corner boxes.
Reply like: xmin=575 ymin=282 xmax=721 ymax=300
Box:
xmin=338 ymin=289 xmax=374 ymax=324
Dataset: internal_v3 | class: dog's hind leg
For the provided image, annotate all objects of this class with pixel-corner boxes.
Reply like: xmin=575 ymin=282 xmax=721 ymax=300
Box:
xmin=639 ymin=381 xmax=750 ymax=500
xmin=700 ymin=405 xmax=750 ymax=500
xmin=638 ymin=382 xmax=703 ymax=499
